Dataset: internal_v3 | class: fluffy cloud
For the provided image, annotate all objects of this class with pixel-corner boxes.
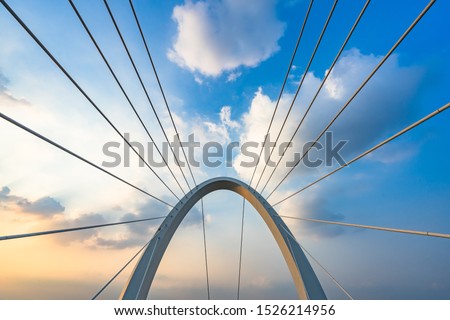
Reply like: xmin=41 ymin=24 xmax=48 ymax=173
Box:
xmin=321 ymin=49 xmax=423 ymax=153
xmin=52 ymin=213 xmax=108 ymax=244
xmin=227 ymin=71 xmax=242 ymax=82
xmin=219 ymin=106 xmax=239 ymax=129
xmin=50 ymin=203 xmax=161 ymax=249
xmin=232 ymin=49 xmax=423 ymax=237
xmin=234 ymin=49 xmax=423 ymax=182
xmin=17 ymin=197 xmax=65 ymax=215
xmin=0 ymin=71 xmax=29 ymax=107
xmin=0 ymin=185 xmax=64 ymax=216
xmin=96 ymin=200 xmax=203 ymax=249
xmin=168 ymin=0 xmax=285 ymax=77
xmin=0 ymin=186 xmax=12 ymax=199
xmin=191 ymin=105 xmax=240 ymax=145
xmin=48 ymin=197 xmax=205 ymax=249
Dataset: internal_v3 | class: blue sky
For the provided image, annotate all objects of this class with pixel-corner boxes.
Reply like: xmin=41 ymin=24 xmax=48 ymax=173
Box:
xmin=0 ymin=0 xmax=449 ymax=299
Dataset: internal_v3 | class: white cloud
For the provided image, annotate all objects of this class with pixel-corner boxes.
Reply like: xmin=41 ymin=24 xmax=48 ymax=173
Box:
xmin=234 ymin=49 xmax=423 ymax=184
xmin=194 ymin=75 xmax=204 ymax=85
xmin=231 ymin=49 xmax=423 ymax=238
xmin=219 ymin=106 xmax=239 ymax=129
xmin=232 ymin=84 xmax=318 ymax=182
xmin=192 ymin=105 xmax=240 ymax=145
xmin=0 ymin=185 xmax=65 ymax=217
xmin=226 ymin=71 xmax=242 ymax=82
xmin=18 ymin=197 xmax=65 ymax=215
xmin=167 ymin=0 xmax=285 ymax=77
xmin=323 ymin=50 xmax=382 ymax=100
xmin=0 ymin=71 xmax=29 ymax=108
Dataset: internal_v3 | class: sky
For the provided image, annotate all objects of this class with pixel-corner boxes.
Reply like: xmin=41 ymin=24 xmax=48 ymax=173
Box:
xmin=0 ymin=0 xmax=449 ymax=300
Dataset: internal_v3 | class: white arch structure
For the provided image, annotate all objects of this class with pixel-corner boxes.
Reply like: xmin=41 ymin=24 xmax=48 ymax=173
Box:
xmin=120 ymin=177 xmax=326 ymax=300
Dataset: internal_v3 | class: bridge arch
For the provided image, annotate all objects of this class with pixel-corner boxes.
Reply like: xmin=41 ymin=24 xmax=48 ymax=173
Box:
xmin=120 ymin=177 xmax=326 ymax=300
